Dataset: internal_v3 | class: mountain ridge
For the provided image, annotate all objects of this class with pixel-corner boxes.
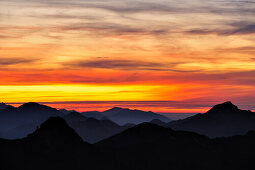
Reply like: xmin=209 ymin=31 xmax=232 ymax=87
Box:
xmin=168 ymin=101 xmax=255 ymax=137
xmin=1 ymin=116 xmax=255 ymax=170
xmin=101 ymin=107 xmax=171 ymax=125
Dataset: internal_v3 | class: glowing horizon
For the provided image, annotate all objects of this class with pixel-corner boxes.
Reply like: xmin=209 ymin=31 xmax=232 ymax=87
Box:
xmin=1 ymin=0 xmax=255 ymax=113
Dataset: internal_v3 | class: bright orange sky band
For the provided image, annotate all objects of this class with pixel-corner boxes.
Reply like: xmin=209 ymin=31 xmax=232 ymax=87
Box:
xmin=1 ymin=0 xmax=255 ymax=114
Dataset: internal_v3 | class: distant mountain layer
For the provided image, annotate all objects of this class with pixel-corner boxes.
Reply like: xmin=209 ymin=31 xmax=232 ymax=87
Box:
xmin=64 ymin=112 xmax=128 ymax=143
xmin=0 ymin=102 xmax=63 ymax=138
xmin=81 ymin=111 xmax=108 ymax=120
xmin=2 ymin=101 xmax=255 ymax=144
xmin=1 ymin=103 xmax=168 ymax=142
xmin=0 ymin=102 xmax=9 ymax=110
xmin=101 ymin=107 xmax=171 ymax=125
xmin=1 ymin=117 xmax=255 ymax=170
xmin=168 ymin=101 xmax=255 ymax=137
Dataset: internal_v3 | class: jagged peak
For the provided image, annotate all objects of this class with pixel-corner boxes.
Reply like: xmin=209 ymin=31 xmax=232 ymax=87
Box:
xmin=0 ymin=102 xmax=6 ymax=106
xmin=0 ymin=102 xmax=11 ymax=110
xmin=206 ymin=101 xmax=239 ymax=114
xmin=27 ymin=117 xmax=84 ymax=144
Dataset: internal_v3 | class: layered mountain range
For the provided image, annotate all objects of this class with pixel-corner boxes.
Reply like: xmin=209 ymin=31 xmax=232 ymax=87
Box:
xmin=1 ymin=115 xmax=255 ymax=170
xmin=0 ymin=102 xmax=170 ymax=142
xmin=1 ymin=101 xmax=255 ymax=143
xmin=168 ymin=101 xmax=255 ymax=137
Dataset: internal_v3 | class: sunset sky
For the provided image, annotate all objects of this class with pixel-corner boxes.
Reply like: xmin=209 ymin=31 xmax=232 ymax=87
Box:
xmin=1 ymin=0 xmax=255 ymax=114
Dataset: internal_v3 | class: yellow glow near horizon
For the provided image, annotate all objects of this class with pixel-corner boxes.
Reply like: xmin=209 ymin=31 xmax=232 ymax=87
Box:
xmin=0 ymin=84 xmax=178 ymax=103
xmin=1 ymin=0 xmax=255 ymax=112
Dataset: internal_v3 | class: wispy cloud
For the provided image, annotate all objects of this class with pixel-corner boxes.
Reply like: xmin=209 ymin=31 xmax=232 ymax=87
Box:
xmin=0 ymin=58 xmax=37 ymax=66
xmin=64 ymin=58 xmax=185 ymax=71
xmin=1 ymin=0 xmax=255 ymax=109
xmin=185 ymin=23 xmax=255 ymax=36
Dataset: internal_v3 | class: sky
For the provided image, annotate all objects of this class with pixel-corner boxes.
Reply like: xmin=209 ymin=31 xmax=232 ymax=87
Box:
xmin=1 ymin=0 xmax=255 ymax=114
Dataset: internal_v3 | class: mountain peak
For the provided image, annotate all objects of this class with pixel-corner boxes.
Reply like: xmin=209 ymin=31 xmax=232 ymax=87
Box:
xmin=0 ymin=102 xmax=6 ymax=106
xmin=0 ymin=102 xmax=9 ymax=110
xmin=109 ymin=107 xmax=127 ymax=111
xmin=102 ymin=107 xmax=129 ymax=117
xmin=206 ymin=101 xmax=239 ymax=114
xmin=17 ymin=102 xmax=62 ymax=116
xmin=103 ymin=107 xmax=171 ymax=125
xmin=220 ymin=101 xmax=236 ymax=107
xmin=27 ymin=117 xmax=84 ymax=145
xmin=18 ymin=102 xmax=48 ymax=111
xmin=19 ymin=102 xmax=41 ymax=107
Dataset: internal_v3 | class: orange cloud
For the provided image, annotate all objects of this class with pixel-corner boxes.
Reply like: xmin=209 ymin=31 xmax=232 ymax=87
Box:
xmin=1 ymin=0 xmax=255 ymax=112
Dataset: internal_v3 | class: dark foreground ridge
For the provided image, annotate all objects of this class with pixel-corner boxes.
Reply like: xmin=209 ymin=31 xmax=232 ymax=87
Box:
xmin=1 ymin=116 xmax=255 ymax=170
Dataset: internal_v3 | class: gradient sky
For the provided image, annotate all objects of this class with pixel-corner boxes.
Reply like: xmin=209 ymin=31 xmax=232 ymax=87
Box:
xmin=1 ymin=0 xmax=255 ymax=113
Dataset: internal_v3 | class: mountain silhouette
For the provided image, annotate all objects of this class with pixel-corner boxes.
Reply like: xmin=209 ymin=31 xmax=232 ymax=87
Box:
xmin=0 ymin=117 xmax=93 ymax=170
xmin=123 ymin=122 xmax=136 ymax=128
xmin=168 ymin=101 xmax=255 ymax=137
xmin=0 ymin=102 xmax=63 ymax=139
xmin=1 ymin=117 xmax=255 ymax=170
xmin=66 ymin=117 xmax=128 ymax=143
xmin=101 ymin=107 xmax=171 ymax=125
xmin=96 ymin=122 xmax=222 ymax=170
xmin=96 ymin=122 xmax=211 ymax=148
xmin=18 ymin=102 xmax=62 ymax=116
xmin=26 ymin=117 xmax=85 ymax=146
xmin=150 ymin=119 xmax=168 ymax=127
xmin=82 ymin=111 xmax=108 ymax=120
xmin=0 ymin=102 xmax=10 ymax=110
xmin=64 ymin=111 xmax=88 ymax=122
xmin=59 ymin=108 xmax=77 ymax=115
xmin=0 ymin=103 xmax=141 ymax=143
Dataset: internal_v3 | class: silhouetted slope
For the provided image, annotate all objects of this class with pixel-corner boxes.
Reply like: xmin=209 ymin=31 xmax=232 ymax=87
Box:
xmin=1 ymin=117 xmax=255 ymax=170
xmin=102 ymin=107 xmax=171 ymax=125
xmin=168 ymin=101 xmax=255 ymax=137
xmin=0 ymin=102 xmax=10 ymax=110
xmin=96 ymin=122 xmax=211 ymax=148
xmin=0 ymin=102 xmax=63 ymax=139
xmin=67 ymin=117 xmax=128 ymax=143
xmin=82 ymin=111 xmax=108 ymax=120
xmin=3 ymin=122 xmax=39 ymax=139
xmin=96 ymin=123 xmax=220 ymax=170
xmin=213 ymin=131 xmax=255 ymax=169
xmin=26 ymin=117 xmax=84 ymax=146
xmin=0 ymin=117 xmax=93 ymax=170
xmin=214 ymin=130 xmax=255 ymax=153
xmin=64 ymin=111 xmax=88 ymax=122
xmin=59 ymin=108 xmax=77 ymax=115
xmin=123 ymin=123 xmax=136 ymax=128
xmin=18 ymin=102 xmax=62 ymax=116
xmin=63 ymin=112 xmax=129 ymax=143
xmin=150 ymin=119 xmax=168 ymax=127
